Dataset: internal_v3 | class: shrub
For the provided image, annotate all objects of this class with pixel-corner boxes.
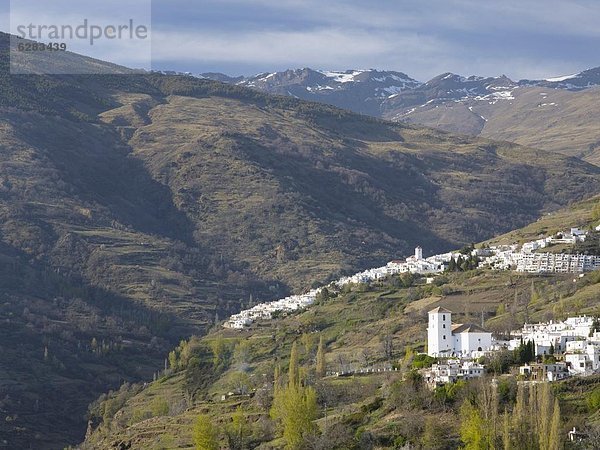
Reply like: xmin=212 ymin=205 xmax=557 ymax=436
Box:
xmin=587 ymin=386 xmax=600 ymax=412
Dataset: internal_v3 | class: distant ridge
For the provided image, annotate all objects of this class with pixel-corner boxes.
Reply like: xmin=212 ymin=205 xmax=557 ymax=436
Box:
xmin=201 ymin=65 xmax=600 ymax=164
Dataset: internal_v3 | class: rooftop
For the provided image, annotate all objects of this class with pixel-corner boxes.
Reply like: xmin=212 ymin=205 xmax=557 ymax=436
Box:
xmin=429 ymin=306 xmax=452 ymax=314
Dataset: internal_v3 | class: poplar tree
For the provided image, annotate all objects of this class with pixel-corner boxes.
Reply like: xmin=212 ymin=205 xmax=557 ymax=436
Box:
xmin=288 ymin=342 xmax=299 ymax=388
xmin=226 ymin=406 xmax=250 ymax=450
xmin=502 ymin=409 xmax=511 ymax=450
xmin=271 ymin=342 xmax=318 ymax=450
xmin=316 ymin=335 xmax=326 ymax=378
xmin=548 ymin=398 xmax=561 ymax=450
xmin=193 ymin=415 xmax=219 ymax=450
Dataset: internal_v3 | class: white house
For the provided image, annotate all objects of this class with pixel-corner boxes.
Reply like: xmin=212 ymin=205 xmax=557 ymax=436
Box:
xmin=509 ymin=316 xmax=596 ymax=355
xmin=427 ymin=307 xmax=493 ymax=357
xmin=519 ymin=362 xmax=569 ymax=382
xmin=424 ymin=359 xmax=485 ymax=385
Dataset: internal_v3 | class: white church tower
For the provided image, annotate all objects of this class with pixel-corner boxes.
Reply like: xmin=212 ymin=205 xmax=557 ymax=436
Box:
xmin=415 ymin=246 xmax=423 ymax=260
xmin=427 ymin=307 xmax=453 ymax=356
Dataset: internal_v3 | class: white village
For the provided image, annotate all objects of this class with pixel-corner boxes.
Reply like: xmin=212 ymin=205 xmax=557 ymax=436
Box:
xmin=224 ymin=224 xmax=600 ymax=387
xmin=224 ymin=225 xmax=600 ymax=330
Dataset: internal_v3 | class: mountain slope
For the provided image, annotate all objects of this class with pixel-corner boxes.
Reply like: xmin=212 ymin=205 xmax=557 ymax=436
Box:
xmin=386 ymin=84 xmax=600 ymax=165
xmin=1 ymin=31 xmax=600 ymax=448
xmin=80 ymin=197 xmax=600 ymax=450
xmin=205 ymin=67 xmax=600 ymax=164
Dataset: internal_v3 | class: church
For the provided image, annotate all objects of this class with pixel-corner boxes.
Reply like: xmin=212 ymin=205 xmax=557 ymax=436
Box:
xmin=427 ymin=307 xmax=493 ymax=357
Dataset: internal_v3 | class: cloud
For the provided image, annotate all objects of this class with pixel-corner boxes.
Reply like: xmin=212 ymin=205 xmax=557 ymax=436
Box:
xmin=151 ymin=27 xmax=454 ymax=77
xmin=3 ymin=0 xmax=599 ymax=79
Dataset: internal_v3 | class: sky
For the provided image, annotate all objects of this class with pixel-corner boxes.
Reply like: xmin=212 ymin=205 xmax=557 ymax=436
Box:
xmin=3 ymin=0 xmax=600 ymax=81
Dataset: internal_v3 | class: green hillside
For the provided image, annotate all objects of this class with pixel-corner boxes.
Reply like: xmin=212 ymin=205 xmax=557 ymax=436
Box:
xmin=80 ymin=269 xmax=600 ymax=449
xmin=81 ymin=198 xmax=600 ymax=449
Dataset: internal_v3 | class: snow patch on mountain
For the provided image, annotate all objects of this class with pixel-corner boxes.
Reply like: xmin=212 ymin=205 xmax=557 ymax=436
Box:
xmin=319 ymin=70 xmax=366 ymax=83
xmin=545 ymin=73 xmax=579 ymax=82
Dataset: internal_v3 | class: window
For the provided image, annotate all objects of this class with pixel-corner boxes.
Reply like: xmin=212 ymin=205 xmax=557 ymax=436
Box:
xmin=443 ymin=335 xmax=446 ymax=340
xmin=443 ymin=314 xmax=446 ymax=320
xmin=443 ymin=324 xmax=446 ymax=329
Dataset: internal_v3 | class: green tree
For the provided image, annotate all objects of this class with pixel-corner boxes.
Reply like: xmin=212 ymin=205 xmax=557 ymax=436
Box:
xmin=399 ymin=272 xmax=414 ymax=287
xmin=271 ymin=343 xmax=319 ymax=449
xmin=151 ymin=396 xmax=169 ymax=417
xmin=592 ymin=202 xmax=600 ymax=221
xmin=315 ymin=335 xmax=326 ymax=378
xmin=548 ymin=398 xmax=561 ymax=450
xmin=447 ymin=258 xmax=457 ymax=272
xmin=459 ymin=401 xmax=486 ymax=449
xmin=233 ymin=340 xmax=252 ymax=367
xmin=210 ymin=336 xmax=229 ymax=368
xmin=288 ymin=341 xmax=299 ymax=388
xmin=587 ymin=386 xmax=600 ymax=411
xmin=590 ymin=316 xmax=600 ymax=337
xmin=226 ymin=406 xmax=251 ymax=450
xmin=502 ymin=409 xmax=511 ymax=450
xmin=168 ymin=350 xmax=178 ymax=371
xmin=193 ymin=414 xmax=219 ymax=450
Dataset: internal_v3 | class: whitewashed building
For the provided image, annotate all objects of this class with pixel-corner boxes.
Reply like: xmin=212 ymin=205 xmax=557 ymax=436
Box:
xmin=509 ymin=316 xmax=596 ymax=355
xmin=519 ymin=362 xmax=569 ymax=382
xmin=424 ymin=359 xmax=485 ymax=384
xmin=427 ymin=307 xmax=493 ymax=358
xmin=517 ymin=253 xmax=600 ymax=274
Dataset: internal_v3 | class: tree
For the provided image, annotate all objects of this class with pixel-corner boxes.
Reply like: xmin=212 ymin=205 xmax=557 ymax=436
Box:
xmin=447 ymin=258 xmax=457 ymax=272
xmin=229 ymin=371 xmax=251 ymax=395
xmin=193 ymin=415 xmax=219 ymax=450
xmin=316 ymin=335 xmax=326 ymax=378
xmin=590 ymin=316 xmax=600 ymax=337
xmin=537 ymin=382 xmax=552 ymax=450
xmin=316 ymin=287 xmax=330 ymax=302
xmin=381 ymin=334 xmax=393 ymax=361
xmin=530 ymin=280 xmax=540 ymax=305
xmin=502 ymin=409 xmax=511 ymax=450
xmin=399 ymin=272 xmax=414 ymax=287
xmin=271 ymin=343 xmax=319 ymax=449
xmin=592 ymin=201 xmax=600 ymax=222
xmin=288 ymin=342 xmax=299 ymax=388
xmin=548 ymin=398 xmax=561 ymax=450
xmin=210 ymin=337 xmax=228 ymax=368
xmin=226 ymin=406 xmax=251 ymax=450
xmin=503 ymin=383 xmax=562 ymax=449
xmin=168 ymin=350 xmax=178 ymax=371
xmin=151 ymin=396 xmax=169 ymax=417
xmin=233 ymin=340 xmax=252 ymax=368
xmin=421 ymin=416 xmax=445 ymax=449
xmin=459 ymin=401 xmax=485 ymax=449
xmin=587 ymin=386 xmax=600 ymax=412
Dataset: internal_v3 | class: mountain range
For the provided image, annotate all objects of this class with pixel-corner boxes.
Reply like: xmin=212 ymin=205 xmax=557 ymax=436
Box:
xmin=201 ymin=66 xmax=600 ymax=164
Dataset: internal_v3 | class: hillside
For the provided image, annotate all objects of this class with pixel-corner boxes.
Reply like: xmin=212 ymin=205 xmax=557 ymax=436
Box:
xmin=205 ymin=67 xmax=600 ymax=165
xmin=386 ymin=84 xmax=600 ymax=166
xmin=80 ymin=196 xmax=600 ymax=449
xmin=80 ymin=244 xmax=600 ymax=448
xmin=2 ymin=30 xmax=600 ymax=448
